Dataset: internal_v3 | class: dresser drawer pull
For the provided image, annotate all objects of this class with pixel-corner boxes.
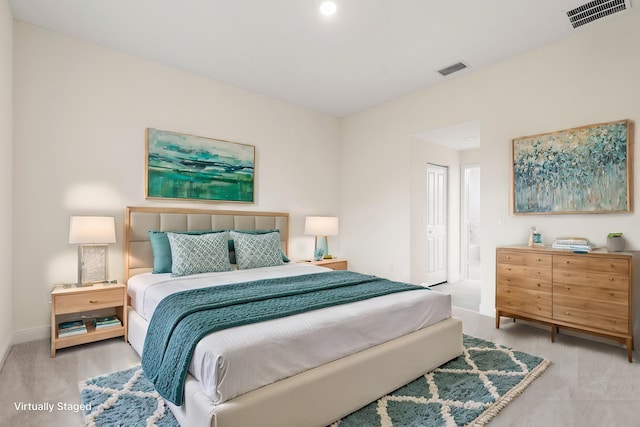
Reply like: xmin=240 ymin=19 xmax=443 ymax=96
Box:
xmin=565 ymin=260 xmax=570 ymax=264
xmin=609 ymin=278 xmax=615 ymax=281
xmin=505 ymin=256 xmax=511 ymax=260
xmin=536 ymin=257 xmax=542 ymax=261
xmin=89 ymin=300 xmax=99 ymax=304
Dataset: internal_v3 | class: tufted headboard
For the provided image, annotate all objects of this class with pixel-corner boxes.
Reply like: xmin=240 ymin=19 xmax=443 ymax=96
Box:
xmin=125 ymin=206 xmax=289 ymax=280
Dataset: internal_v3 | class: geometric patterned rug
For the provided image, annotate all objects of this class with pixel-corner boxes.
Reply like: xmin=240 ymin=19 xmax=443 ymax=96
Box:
xmin=79 ymin=335 xmax=550 ymax=427
xmin=78 ymin=366 xmax=177 ymax=427
xmin=332 ymin=335 xmax=551 ymax=426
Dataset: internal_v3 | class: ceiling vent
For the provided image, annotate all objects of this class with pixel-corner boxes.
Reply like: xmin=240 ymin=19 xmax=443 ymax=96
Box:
xmin=566 ymin=0 xmax=630 ymax=29
xmin=437 ymin=61 xmax=469 ymax=77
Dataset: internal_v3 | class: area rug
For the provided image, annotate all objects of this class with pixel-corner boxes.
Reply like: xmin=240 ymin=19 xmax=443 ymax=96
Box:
xmin=79 ymin=335 xmax=550 ymax=427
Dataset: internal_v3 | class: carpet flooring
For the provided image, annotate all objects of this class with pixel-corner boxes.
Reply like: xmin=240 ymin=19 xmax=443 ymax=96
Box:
xmin=79 ymin=335 xmax=549 ymax=427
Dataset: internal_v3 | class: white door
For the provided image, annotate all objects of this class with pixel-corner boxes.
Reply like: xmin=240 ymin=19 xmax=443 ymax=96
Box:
xmin=425 ymin=164 xmax=448 ymax=286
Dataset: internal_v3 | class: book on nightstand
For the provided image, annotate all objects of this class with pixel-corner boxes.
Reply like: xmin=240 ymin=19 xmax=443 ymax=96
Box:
xmin=93 ymin=315 xmax=122 ymax=329
xmin=58 ymin=320 xmax=87 ymax=337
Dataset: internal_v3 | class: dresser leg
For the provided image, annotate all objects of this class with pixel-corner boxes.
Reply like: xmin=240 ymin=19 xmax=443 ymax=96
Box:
xmin=627 ymin=338 xmax=633 ymax=363
xmin=551 ymin=325 xmax=556 ymax=343
xmin=495 ymin=312 xmax=500 ymax=329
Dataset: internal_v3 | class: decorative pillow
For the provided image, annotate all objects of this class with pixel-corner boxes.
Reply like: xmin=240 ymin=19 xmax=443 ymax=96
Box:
xmin=167 ymin=232 xmax=232 ymax=276
xmin=230 ymin=231 xmax=285 ymax=270
xmin=228 ymin=229 xmax=290 ymax=264
xmin=148 ymin=230 xmax=222 ymax=274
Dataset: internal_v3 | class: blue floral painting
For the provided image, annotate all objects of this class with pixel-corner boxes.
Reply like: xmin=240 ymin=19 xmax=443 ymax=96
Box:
xmin=512 ymin=120 xmax=631 ymax=214
xmin=146 ymin=128 xmax=255 ymax=203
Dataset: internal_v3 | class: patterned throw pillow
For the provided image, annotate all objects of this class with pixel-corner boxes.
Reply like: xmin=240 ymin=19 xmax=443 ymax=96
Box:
xmin=167 ymin=232 xmax=231 ymax=276
xmin=230 ymin=231 xmax=285 ymax=270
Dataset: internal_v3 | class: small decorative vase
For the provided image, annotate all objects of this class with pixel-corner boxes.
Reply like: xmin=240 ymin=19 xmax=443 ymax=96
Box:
xmin=607 ymin=236 xmax=625 ymax=252
xmin=313 ymin=248 xmax=325 ymax=261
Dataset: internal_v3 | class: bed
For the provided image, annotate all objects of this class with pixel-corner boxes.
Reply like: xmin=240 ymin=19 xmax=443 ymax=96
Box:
xmin=125 ymin=206 xmax=463 ymax=427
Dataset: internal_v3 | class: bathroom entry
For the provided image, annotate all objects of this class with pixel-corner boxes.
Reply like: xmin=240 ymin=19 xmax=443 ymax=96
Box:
xmin=462 ymin=165 xmax=480 ymax=281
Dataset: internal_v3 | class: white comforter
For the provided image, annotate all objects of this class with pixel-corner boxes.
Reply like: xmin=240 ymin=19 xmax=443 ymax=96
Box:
xmin=128 ymin=263 xmax=452 ymax=404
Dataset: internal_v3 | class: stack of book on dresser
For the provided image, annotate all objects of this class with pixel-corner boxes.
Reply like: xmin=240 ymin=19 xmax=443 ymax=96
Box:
xmin=58 ymin=320 xmax=87 ymax=337
xmin=93 ymin=315 xmax=121 ymax=330
xmin=551 ymin=237 xmax=592 ymax=252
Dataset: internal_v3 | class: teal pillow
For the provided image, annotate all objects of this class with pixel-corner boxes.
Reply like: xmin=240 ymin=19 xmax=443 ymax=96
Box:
xmin=228 ymin=229 xmax=289 ymax=264
xmin=167 ymin=232 xmax=232 ymax=276
xmin=148 ymin=230 xmax=222 ymax=274
xmin=230 ymin=231 xmax=285 ymax=270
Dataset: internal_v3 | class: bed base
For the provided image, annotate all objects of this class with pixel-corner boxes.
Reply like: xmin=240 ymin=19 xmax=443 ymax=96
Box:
xmin=128 ymin=308 xmax=463 ymax=427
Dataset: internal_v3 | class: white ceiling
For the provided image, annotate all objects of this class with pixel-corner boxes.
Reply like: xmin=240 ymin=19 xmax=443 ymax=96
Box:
xmin=9 ymin=0 xmax=632 ymax=118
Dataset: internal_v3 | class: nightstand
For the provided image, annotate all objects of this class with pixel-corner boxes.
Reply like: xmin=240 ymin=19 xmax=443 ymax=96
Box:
xmin=306 ymin=259 xmax=348 ymax=270
xmin=50 ymin=282 xmax=127 ymax=357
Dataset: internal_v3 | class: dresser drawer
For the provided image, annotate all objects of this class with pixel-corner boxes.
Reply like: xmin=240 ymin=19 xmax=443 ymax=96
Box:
xmin=54 ymin=288 xmax=124 ymax=314
xmin=497 ymin=250 xmax=552 ymax=268
xmin=497 ymin=286 xmax=552 ymax=318
xmin=497 ymin=275 xmax=552 ymax=293
xmin=497 ymin=263 xmax=552 ymax=282
xmin=553 ymin=255 xmax=629 ymax=275
xmin=553 ymin=269 xmax=628 ymax=295
xmin=553 ymin=295 xmax=628 ymax=334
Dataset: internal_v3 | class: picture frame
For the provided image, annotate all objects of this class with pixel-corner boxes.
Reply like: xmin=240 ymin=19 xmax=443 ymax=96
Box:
xmin=512 ymin=119 xmax=632 ymax=214
xmin=146 ymin=128 xmax=255 ymax=203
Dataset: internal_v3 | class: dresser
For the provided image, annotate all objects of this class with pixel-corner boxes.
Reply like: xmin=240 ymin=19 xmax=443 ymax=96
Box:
xmin=496 ymin=246 xmax=638 ymax=362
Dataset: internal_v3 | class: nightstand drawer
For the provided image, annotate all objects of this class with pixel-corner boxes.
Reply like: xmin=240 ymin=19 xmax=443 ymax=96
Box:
xmin=54 ymin=288 xmax=123 ymax=314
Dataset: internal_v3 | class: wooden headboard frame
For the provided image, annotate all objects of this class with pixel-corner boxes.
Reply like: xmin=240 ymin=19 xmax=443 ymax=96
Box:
xmin=125 ymin=206 xmax=289 ymax=280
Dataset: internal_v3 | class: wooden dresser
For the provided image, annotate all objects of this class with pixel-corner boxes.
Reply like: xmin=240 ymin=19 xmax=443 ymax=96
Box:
xmin=496 ymin=246 xmax=638 ymax=362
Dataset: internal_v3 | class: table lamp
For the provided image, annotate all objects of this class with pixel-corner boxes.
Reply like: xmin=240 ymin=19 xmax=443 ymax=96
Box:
xmin=305 ymin=216 xmax=339 ymax=259
xmin=69 ymin=216 xmax=116 ymax=286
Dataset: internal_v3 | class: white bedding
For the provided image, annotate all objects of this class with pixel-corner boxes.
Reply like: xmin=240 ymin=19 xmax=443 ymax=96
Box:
xmin=128 ymin=263 xmax=452 ymax=404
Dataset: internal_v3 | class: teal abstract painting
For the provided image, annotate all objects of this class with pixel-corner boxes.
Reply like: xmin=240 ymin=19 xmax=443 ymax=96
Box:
xmin=512 ymin=120 xmax=631 ymax=214
xmin=146 ymin=129 xmax=255 ymax=203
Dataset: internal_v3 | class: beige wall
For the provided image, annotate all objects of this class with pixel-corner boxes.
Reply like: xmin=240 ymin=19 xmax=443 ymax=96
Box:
xmin=341 ymin=8 xmax=640 ymax=314
xmin=0 ymin=0 xmax=13 ymax=365
xmin=12 ymin=22 xmax=341 ymax=338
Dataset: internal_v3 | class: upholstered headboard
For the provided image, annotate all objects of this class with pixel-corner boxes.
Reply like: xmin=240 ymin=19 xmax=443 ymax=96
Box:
xmin=125 ymin=206 xmax=289 ymax=279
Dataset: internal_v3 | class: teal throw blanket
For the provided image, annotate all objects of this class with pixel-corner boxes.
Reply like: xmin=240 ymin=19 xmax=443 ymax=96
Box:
xmin=141 ymin=270 xmax=427 ymax=405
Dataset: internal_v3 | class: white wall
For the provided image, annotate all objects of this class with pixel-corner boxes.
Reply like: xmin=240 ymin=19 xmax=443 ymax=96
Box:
xmin=0 ymin=0 xmax=12 ymax=365
xmin=341 ymin=8 xmax=640 ymax=315
xmin=12 ymin=22 xmax=341 ymax=338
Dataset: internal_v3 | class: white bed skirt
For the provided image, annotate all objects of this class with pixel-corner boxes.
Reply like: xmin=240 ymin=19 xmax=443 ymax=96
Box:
xmin=128 ymin=307 xmax=463 ymax=427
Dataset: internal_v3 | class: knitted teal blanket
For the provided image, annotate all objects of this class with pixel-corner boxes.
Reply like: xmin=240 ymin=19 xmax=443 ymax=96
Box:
xmin=141 ymin=270 xmax=427 ymax=405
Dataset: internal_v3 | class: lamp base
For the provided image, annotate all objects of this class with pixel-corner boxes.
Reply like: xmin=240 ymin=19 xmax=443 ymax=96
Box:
xmin=78 ymin=245 xmax=108 ymax=285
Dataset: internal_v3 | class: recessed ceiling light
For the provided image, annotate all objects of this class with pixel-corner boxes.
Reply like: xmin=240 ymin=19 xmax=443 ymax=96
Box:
xmin=319 ymin=1 xmax=337 ymax=16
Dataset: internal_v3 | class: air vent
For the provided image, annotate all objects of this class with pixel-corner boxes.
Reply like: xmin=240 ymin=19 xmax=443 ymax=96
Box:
xmin=566 ymin=0 xmax=630 ymax=29
xmin=437 ymin=61 xmax=468 ymax=77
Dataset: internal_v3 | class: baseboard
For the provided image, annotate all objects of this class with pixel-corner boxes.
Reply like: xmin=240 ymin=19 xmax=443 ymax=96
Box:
xmin=478 ymin=302 xmax=494 ymax=317
xmin=0 ymin=336 xmax=11 ymax=372
xmin=12 ymin=325 xmax=49 ymax=345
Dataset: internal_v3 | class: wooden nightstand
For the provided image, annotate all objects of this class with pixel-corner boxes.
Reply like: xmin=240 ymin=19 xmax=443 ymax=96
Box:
xmin=50 ymin=282 xmax=128 ymax=357
xmin=306 ymin=259 xmax=348 ymax=270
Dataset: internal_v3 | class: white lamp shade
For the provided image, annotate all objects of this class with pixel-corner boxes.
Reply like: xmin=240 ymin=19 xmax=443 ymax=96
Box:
xmin=305 ymin=216 xmax=339 ymax=236
xmin=69 ymin=216 xmax=116 ymax=244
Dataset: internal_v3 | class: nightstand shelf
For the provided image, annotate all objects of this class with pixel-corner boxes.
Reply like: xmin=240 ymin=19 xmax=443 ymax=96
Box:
xmin=50 ymin=282 xmax=128 ymax=357
xmin=303 ymin=259 xmax=348 ymax=270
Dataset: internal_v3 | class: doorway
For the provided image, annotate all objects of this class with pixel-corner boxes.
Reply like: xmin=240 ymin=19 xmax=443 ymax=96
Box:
xmin=462 ymin=165 xmax=480 ymax=281
xmin=424 ymin=163 xmax=448 ymax=286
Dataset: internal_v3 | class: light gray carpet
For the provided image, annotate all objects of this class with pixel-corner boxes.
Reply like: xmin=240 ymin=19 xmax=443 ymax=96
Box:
xmin=2 ymin=306 xmax=640 ymax=426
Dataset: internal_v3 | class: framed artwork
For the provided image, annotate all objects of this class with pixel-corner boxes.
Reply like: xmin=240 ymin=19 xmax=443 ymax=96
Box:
xmin=146 ymin=128 xmax=255 ymax=203
xmin=512 ymin=119 xmax=632 ymax=214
